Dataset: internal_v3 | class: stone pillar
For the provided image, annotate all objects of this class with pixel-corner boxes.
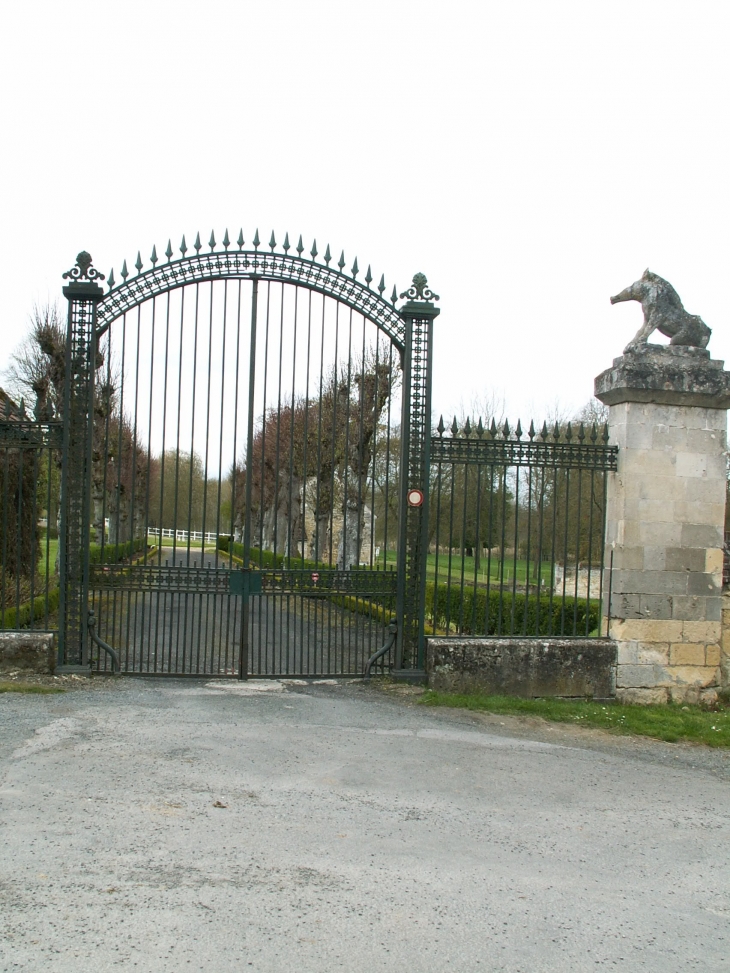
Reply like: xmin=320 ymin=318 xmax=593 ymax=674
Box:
xmin=595 ymin=346 xmax=730 ymax=705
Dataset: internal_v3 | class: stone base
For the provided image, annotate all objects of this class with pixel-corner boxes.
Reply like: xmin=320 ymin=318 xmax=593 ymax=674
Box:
xmin=427 ymin=638 xmax=617 ymax=699
xmin=0 ymin=632 xmax=56 ymax=674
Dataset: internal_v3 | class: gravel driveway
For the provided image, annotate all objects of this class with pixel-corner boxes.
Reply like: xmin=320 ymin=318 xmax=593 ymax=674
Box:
xmin=1 ymin=678 xmax=729 ymax=972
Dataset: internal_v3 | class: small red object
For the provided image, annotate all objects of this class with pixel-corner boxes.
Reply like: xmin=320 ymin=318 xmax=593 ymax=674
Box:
xmin=407 ymin=488 xmax=424 ymax=507
xmin=311 ymin=572 xmax=320 ymax=583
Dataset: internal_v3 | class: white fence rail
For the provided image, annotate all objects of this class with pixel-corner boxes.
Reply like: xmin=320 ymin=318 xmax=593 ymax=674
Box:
xmin=147 ymin=527 xmax=219 ymax=544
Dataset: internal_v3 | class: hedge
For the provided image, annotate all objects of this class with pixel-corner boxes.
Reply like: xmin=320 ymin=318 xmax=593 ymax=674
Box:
xmin=426 ymin=581 xmax=600 ymax=637
xmin=0 ymin=586 xmax=60 ymax=630
xmin=217 ymin=537 xmax=330 ymax=572
xmin=88 ymin=537 xmax=148 ymax=565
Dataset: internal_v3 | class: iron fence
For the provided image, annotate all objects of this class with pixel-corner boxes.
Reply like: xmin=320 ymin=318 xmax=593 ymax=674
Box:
xmin=427 ymin=417 xmax=618 ymax=638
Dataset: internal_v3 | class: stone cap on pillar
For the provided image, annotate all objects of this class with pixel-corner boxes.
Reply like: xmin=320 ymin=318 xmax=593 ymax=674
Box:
xmin=594 ymin=345 xmax=730 ymax=408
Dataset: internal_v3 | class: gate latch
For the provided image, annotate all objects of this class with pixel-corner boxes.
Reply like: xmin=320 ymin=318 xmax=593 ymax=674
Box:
xmin=229 ymin=568 xmax=262 ymax=597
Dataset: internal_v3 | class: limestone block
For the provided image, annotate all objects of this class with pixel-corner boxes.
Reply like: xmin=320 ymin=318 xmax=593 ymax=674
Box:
xmin=705 ymin=644 xmax=722 ymax=667
xmin=616 ymin=687 xmax=669 ymax=705
xmin=685 ymin=477 xmax=727 ymax=504
xmin=666 ymin=665 xmax=718 ymax=689
xmin=706 ymin=548 xmax=724 ymax=576
xmin=636 ymin=643 xmax=670 ymax=664
xmin=617 ymin=642 xmax=638 ymax=665
xmin=665 ymin=548 xmax=706 ymax=573
xmin=611 ymin=619 xmax=683 ymax=643
xmin=639 ymin=594 xmax=674 ymax=619
xmin=651 ymin=425 xmax=687 ymax=451
xmin=682 ymin=620 xmax=722 ymax=643
xmin=616 ymin=664 xmax=672 ymax=688
xmin=669 ymin=643 xmax=706 ymax=666
xmin=687 ymin=572 xmax=722 ymax=597
xmin=638 ymin=522 xmax=682 ymax=547
xmin=612 ymin=569 xmax=688 ymax=597
xmin=681 ymin=523 xmax=724 ymax=549
xmin=672 ymin=595 xmax=703 ymax=621
xmin=642 ymin=547 xmax=666 ymax=572
xmin=612 ymin=547 xmax=644 ymax=571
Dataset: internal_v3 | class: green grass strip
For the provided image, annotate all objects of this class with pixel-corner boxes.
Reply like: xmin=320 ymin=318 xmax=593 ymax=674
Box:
xmin=419 ymin=690 xmax=730 ymax=747
xmin=0 ymin=682 xmax=65 ymax=694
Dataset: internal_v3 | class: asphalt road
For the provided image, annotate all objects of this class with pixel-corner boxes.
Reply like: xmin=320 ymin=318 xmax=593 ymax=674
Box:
xmin=1 ymin=678 xmax=729 ymax=972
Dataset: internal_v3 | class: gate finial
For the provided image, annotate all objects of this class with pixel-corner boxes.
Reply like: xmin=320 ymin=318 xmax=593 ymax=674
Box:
xmin=62 ymin=251 xmax=105 ymax=283
xmin=400 ymin=273 xmax=439 ymax=303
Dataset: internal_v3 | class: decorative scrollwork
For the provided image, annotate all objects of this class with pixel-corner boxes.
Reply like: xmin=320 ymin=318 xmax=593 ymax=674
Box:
xmin=63 ymin=251 xmax=106 ymax=283
xmin=400 ymin=272 xmax=439 ymax=303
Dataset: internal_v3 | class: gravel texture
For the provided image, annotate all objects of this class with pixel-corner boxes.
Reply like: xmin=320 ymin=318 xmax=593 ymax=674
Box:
xmin=1 ymin=676 xmax=729 ymax=972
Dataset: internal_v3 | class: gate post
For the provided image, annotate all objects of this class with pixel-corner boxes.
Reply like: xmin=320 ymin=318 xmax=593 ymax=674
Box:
xmin=58 ymin=253 xmax=105 ymax=668
xmin=396 ymin=274 xmax=439 ymax=671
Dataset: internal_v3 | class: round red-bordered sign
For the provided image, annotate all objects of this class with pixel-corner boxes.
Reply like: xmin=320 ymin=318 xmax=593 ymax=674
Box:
xmin=407 ymin=488 xmax=424 ymax=507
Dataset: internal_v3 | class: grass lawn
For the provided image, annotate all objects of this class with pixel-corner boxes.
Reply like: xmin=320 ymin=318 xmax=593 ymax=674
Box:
xmin=0 ymin=681 xmax=65 ymax=694
xmin=379 ymin=550 xmax=557 ymax=586
xmin=39 ymin=537 xmax=59 ymax=577
xmin=419 ymin=690 xmax=730 ymax=747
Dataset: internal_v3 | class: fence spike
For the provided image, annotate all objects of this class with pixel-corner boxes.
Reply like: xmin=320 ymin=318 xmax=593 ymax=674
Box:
xmin=515 ymin=419 xmax=523 ymax=440
xmin=222 ymin=229 xmax=230 ymax=250
xmin=502 ymin=419 xmax=510 ymax=439
xmin=150 ymin=245 xmax=158 ymax=266
xmin=351 ymin=257 xmax=359 ymax=278
xmin=391 ymin=285 xmax=398 ymax=305
xmin=237 ymin=229 xmax=245 ymax=250
xmin=269 ymin=231 xmax=276 ymax=251
xmin=590 ymin=422 xmax=598 ymax=443
xmin=180 ymin=235 xmax=187 ymax=256
xmin=283 ymin=232 xmax=290 ymax=253
xmin=296 ymin=234 xmax=304 ymax=255
xmin=464 ymin=417 xmax=472 ymax=436
xmin=602 ymin=422 xmax=610 ymax=443
xmin=107 ymin=268 xmax=115 ymax=289
xmin=540 ymin=421 xmax=548 ymax=441
xmin=338 ymin=250 xmax=346 ymax=271
xmin=209 ymin=231 xmax=216 ymax=251
xmin=451 ymin=417 xmax=459 ymax=436
xmin=365 ymin=265 xmax=373 ymax=287
xmin=310 ymin=239 xmax=318 ymax=259
xmin=378 ymin=274 xmax=385 ymax=295
xmin=121 ymin=259 xmax=129 ymax=280
xmin=135 ymin=251 xmax=143 ymax=274
xmin=528 ymin=420 xmax=535 ymax=440
xmin=194 ymin=232 xmax=201 ymax=253
xmin=490 ymin=418 xmax=498 ymax=438
xmin=323 ymin=244 xmax=331 ymax=265
xmin=578 ymin=421 xmax=585 ymax=442
xmin=477 ymin=417 xmax=484 ymax=438
xmin=253 ymin=229 xmax=260 ymax=249
xmin=165 ymin=239 xmax=173 ymax=261
xmin=553 ymin=421 xmax=561 ymax=441
xmin=566 ymin=422 xmax=573 ymax=442
xmin=437 ymin=415 xmax=445 ymax=436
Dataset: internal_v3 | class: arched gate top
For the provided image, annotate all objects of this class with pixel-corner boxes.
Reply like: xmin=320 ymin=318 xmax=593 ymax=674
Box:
xmin=94 ymin=231 xmax=409 ymax=351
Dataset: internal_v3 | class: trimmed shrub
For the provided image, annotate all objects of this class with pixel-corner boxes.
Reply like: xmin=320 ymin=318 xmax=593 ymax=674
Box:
xmin=0 ymin=587 xmax=60 ymax=630
xmin=426 ymin=581 xmax=600 ymax=637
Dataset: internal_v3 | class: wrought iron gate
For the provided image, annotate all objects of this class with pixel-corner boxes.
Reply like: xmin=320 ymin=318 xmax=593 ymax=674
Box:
xmin=56 ymin=234 xmax=438 ymax=677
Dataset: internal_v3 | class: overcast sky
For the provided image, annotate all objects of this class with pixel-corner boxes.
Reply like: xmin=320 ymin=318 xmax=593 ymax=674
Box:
xmin=1 ymin=0 xmax=728 ymax=426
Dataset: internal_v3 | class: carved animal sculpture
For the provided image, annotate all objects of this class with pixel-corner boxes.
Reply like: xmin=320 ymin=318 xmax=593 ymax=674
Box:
xmin=610 ymin=269 xmax=711 ymax=353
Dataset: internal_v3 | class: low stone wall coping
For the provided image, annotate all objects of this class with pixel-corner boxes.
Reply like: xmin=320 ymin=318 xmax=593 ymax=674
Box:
xmin=427 ymin=638 xmax=617 ymax=699
xmin=0 ymin=632 xmax=56 ymax=674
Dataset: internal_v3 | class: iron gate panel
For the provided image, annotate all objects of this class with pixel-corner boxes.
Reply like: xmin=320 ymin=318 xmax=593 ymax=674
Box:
xmin=55 ymin=234 xmax=436 ymax=677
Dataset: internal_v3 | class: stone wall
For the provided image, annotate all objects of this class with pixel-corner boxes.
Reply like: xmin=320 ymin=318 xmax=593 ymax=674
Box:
xmin=427 ymin=638 xmax=617 ymax=699
xmin=605 ymin=400 xmax=725 ymax=704
xmin=0 ymin=632 xmax=56 ymax=673
xmin=596 ymin=347 xmax=730 ymax=705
